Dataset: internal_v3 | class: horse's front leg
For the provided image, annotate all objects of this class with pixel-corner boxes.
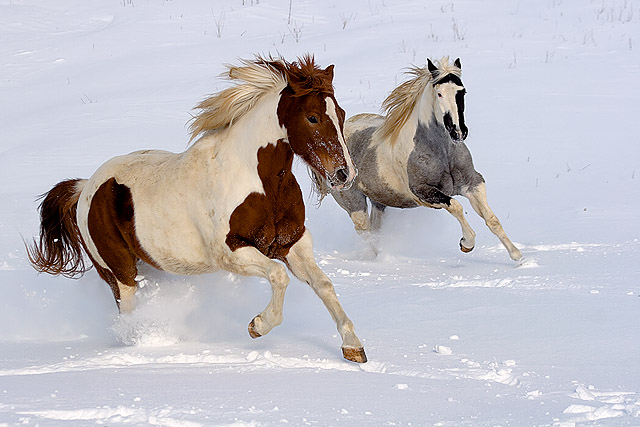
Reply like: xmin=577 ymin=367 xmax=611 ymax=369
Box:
xmin=445 ymin=198 xmax=477 ymax=253
xmin=412 ymin=185 xmax=476 ymax=253
xmin=464 ymin=182 xmax=522 ymax=261
xmin=369 ymin=200 xmax=386 ymax=233
xmin=332 ymin=187 xmax=371 ymax=234
xmin=333 ymin=188 xmax=382 ymax=254
xmin=223 ymin=246 xmax=290 ymax=338
xmin=285 ymin=230 xmax=367 ymax=363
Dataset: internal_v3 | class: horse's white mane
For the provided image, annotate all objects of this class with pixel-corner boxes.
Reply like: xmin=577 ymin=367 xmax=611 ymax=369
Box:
xmin=376 ymin=56 xmax=461 ymax=145
xmin=188 ymin=56 xmax=289 ymax=142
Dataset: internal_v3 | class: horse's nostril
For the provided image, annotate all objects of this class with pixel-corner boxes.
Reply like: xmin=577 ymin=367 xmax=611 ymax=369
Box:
xmin=335 ymin=168 xmax=349 ymax=184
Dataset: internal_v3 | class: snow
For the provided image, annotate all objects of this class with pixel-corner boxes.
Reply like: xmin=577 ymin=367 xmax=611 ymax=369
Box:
xmin=1 ymin=0 xmax=639 ymax=425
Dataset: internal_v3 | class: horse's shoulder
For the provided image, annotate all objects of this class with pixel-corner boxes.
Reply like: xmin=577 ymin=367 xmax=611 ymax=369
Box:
xmin=226 ymin=140 xmax=305 ymax=260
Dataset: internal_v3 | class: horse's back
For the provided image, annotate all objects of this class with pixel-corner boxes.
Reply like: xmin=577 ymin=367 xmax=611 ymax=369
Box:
xmin=80 ymin=149 xmax=189 ymax=210
xmin=344 ymin=113 xmax=384 ymax=141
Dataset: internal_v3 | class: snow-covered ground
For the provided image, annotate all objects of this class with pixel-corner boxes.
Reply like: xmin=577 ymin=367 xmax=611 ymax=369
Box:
xmin=1 ymin=0 xmax=639 ymax=425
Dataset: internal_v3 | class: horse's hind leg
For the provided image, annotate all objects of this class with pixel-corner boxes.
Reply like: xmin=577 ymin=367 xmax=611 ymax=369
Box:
xmin=465 ymin=182 xmax=522 ymax=261
xmin=85 ymin=240 xmax=139 ymax=313
xmin=286 ymin=230 xmax=366 ymax=363
xmin=87 ymin=251 xmax=138 ymax=313
xmin=83 ymin=178 xmax=142 ymax=312
xmin=118 ymin=281 xmax=137 ymax=313
xmin=222 ymin=246 xmax=290 ymax=338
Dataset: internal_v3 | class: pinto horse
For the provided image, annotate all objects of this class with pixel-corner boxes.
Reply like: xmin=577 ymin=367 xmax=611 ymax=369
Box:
xmin=313 ymin=57 xmax=522 ymax=262
xmin=27 ymin=56 xmax=367 ymax=363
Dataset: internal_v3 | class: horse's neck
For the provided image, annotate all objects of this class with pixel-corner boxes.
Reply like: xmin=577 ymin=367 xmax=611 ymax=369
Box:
xmin=191 ymin=91 xmax=287 ymax=162
xmin=385 ymin=87 xmax=441 ymax=156
xmin=228 ymin=91 xmax=287 ymax=155
xmin=419 ymin=86 xmax=439 ymax=127
xmin=186 ymin=92 xmax=291 ymax=214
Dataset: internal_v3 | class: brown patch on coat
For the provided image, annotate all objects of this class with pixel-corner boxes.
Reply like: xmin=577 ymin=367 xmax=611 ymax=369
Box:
xmin=87 ymin=178 xmax=160 ymax=300
xmin=226 ymin=140 xmax=306 ymax=261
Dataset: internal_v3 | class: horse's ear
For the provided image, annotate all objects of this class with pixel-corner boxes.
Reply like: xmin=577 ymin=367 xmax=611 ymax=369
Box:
xmin=454 ymin=58 xmax=462 ymax=69
xmin=427 ymin=58 xmax=438 ymax=78
xmin=325 ymin=64 xmax=335 ymax=80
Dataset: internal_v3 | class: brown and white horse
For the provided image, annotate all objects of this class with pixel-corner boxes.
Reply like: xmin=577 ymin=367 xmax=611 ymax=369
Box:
xmin=27 ymin=55 xmax=367 ymax=363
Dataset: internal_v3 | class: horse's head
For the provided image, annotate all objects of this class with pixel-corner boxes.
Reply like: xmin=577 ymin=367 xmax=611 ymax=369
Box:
xmin=427 ymin=58 xmax=468 ymax=142
xmin=276 ymin=57 xmax=356 ymax=190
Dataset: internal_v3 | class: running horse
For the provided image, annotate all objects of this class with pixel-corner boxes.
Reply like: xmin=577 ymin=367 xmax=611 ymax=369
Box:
xmin=312 ymin=57 xmax=522 ymax=262
xmin=27 ymin=55 xmax=367 ymax=363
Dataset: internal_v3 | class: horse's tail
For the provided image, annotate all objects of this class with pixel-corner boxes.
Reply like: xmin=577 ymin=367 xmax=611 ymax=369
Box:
xmin=26 ymin=178 xmax=90 ymax=278
xmin=307 ymin=167 xmax=331 ymax=205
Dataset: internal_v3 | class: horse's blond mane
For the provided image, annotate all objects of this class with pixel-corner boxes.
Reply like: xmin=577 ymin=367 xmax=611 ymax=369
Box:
xmin=188 ymin=56 xmax=289 ymax=142
xmin=375 ymin=56 xmax=462 ymax=145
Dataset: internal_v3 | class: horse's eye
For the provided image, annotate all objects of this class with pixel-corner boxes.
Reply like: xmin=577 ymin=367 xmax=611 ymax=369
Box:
xmin=437 ymin=93 xmax=443 ymax=98
xmin=308 ymin=116 xmax=318 ymax=124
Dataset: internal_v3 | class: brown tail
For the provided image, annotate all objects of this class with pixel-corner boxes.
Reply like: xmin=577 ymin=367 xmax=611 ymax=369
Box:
xmin=26 ymin=178 xmax=89 ymax=278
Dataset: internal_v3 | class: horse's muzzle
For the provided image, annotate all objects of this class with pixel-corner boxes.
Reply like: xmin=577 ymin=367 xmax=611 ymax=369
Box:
xmin=444 ymin=113 xmax=468 ymax=142
xmin=448 ymin=125 xmax=468 ymax=142
xmin=329 ymin=166 xmax=357 ymax=191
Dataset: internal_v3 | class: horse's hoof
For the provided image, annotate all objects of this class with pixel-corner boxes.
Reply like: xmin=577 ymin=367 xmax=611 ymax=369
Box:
xmin=248 ymin=318 xmax=262 ymax=339
xmin=342 ymin=347 xmax=367 ymax=363
xmin=459 ymin=239 xmax=474 ymax=253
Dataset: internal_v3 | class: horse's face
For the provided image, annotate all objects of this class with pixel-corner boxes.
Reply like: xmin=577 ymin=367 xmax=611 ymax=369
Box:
xmin=428 ymin=58 xmax=468 ymax=142
xmin=277 ymin=65 xmax=356 ymax=190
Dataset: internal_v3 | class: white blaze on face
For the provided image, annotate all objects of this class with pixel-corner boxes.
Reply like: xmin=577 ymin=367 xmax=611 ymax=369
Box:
xmin=325 ymin=96 xmax=357 ymax=183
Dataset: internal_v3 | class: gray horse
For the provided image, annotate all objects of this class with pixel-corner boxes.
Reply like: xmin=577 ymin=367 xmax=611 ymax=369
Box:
xmin=313 ymin=57 xmax=522 ymax=261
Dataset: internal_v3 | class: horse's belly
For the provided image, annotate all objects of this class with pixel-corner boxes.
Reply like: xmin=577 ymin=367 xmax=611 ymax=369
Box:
xmin=358 ymin=181 xmax=417 ymax=209
xmin=127 ymin=182 xmax=232 ymax=275
xmin=135 ymin=213 xmax=219 ymax=275
xmin=355 ymin=147 xmax=418 ymax=209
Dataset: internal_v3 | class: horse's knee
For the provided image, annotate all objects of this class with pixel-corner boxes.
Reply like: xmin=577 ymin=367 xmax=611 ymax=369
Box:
xmin=485 ymin=215 xmax=502 ymax=231
xmin=268 ymin=263 xmax=289 ymax=289
xmin=310 ymin=278 xmax=338 ymax=300
xmin=447 ymin=198 xmax=465 ymax=215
